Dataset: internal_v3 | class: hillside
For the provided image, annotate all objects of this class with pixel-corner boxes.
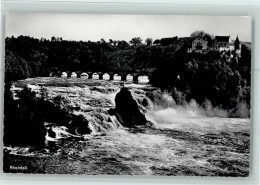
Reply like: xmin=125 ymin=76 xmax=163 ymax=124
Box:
xmin=5 ymin=33 xmax=251 ymax=113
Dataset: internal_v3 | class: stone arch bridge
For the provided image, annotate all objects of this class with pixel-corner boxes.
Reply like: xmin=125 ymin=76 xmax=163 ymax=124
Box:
xmin=49 ymin=71 xmax=152 ymax=82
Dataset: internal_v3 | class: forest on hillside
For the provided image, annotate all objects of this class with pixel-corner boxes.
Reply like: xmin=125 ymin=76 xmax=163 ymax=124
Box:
xmin=5 ymin=31 xmax=251 ymax=116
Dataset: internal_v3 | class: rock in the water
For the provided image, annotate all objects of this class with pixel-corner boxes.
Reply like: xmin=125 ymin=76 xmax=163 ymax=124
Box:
xmin=113 ymin=87 xmax=147 ymax=127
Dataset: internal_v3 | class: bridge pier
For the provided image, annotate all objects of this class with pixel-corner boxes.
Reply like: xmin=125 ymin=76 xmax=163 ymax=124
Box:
xmin=75 ymin=71 xmax=81 ymax=78
xmin=121 ymin=75 xmax=127 ymax=81
xmin=132 ymin=74 xmax=139 ymax=82
xmin=65 ymin=71 xmax=71 ymax=78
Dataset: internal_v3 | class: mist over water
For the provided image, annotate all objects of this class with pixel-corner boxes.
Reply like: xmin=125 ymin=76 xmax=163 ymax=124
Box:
xmin=142 ymin=90 xmax=229 ymax=128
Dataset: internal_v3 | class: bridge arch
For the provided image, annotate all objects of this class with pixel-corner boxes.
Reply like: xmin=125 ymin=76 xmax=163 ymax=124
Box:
xmin=71 ymin=72 xmax=77 ymax=78
xmin=61 ymin=72 xmax=68 ymax=78
xmin=80 ymin=72 xmax=89 ymax=79
xmin=113 ymin=74 xmax=122 ymax=81
xmin=102 ymin=73 xmax=110 ymax=80
xmin=50 ymin=71 xmax=60 ymax=77
xmin=92 ymin=72 xmax=99 ymax=80
xmin=126 ymin=74 xmax=133 ymax=82
xmin=137 ymin=75 xmax=149 ymax=83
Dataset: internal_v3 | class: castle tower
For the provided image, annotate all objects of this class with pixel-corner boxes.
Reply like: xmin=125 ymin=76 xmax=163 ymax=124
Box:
xmin=234 ymin=35 xmax=241 ymax=57
xmin=234 ymin=35 xmax=240 ymax=50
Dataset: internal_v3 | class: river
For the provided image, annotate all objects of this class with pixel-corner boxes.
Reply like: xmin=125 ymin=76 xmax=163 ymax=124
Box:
xmin=5 ymin=77 xmax=250 ymax=176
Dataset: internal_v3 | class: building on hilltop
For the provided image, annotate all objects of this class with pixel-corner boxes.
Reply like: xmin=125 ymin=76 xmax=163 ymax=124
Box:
xmin=187 ymin=36 xmax=208 ymax=53
xmin=187 ymin=34 xmax=241 ymax=57
xmin=214 ymin=36 xmax=232 ymax=51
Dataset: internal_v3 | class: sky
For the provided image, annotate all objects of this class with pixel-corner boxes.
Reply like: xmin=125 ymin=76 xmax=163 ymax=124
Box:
xmin=5 ymin=13 xmax=252 ymax=42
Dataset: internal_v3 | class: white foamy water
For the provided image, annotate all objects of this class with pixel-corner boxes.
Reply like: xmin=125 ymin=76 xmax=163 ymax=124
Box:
xmin=12 ymin=77 xmax=250 ymax=138
xmin=9 ymin=77 xmax=250 ymax=175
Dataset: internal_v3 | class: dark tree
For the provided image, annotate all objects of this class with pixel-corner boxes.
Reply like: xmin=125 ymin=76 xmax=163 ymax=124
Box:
xmin=129 ymin=37 xmax=143 ymax=47
xmin=145 ymin=38 xmax=153 ymax=46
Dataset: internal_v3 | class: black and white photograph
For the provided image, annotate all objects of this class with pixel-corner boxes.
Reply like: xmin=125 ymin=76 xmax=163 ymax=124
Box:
xmin=3 ymin=14 xmax=251 ymax=176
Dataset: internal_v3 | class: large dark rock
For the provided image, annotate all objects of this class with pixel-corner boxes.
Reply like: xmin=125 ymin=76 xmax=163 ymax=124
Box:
xmin=112 ymin=87 xmax=147 ymax=127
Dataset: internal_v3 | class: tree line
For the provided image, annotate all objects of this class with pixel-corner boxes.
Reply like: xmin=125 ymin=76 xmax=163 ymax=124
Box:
xmin=5 ymin=35 xmax=187 ymax=80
